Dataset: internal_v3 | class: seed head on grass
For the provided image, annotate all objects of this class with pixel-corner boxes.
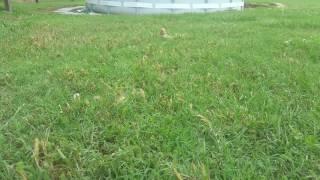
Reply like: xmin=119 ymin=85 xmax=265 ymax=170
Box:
xmin=132 ymin=88 xmax=146 ymax=99
xmin=160 ymin=27 xmax=172 ymax=39
xmin=33 ymin=138 xmax=47 ymax=169
xmin=115 ymin=93 xmax=126 ymax=105
xmin=93 ymin=95 xmax=101 ymax=101
xmin=196 ymin=114 xmax=212 ymax=130
xmin=173 ymin=168 xmax=183 ymax=180
xmin=73 ymin=93 xmax=80 ymax=101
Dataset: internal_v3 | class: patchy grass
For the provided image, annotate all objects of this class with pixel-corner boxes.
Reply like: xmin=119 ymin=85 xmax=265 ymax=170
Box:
xmin=1 ymin=0 xmax=320 ymax=179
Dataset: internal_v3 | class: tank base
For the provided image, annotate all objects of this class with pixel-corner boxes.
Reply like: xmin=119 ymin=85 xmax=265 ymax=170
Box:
xmin=86 ymin=0 xmax=244 ymax=14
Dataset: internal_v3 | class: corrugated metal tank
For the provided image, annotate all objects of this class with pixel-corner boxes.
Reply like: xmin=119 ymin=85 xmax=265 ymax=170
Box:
xmin=86 ymin=0 xmax=244 ymax=14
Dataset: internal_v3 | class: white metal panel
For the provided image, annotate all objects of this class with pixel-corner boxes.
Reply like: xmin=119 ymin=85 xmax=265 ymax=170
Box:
xmin=192 ymin=3 xmax=219 ymax=9
xmin=87 ymin=0 xmax=244 ymax=14
xmin=99 ymin=0 xmax=122 ymax=6
xmin=155 ymin=3 xmax=191 ymax=9
xmin=123 ymin=2 xmax=153 ymax=8
xmin=221 ymin=2 xmax=244 ymax=8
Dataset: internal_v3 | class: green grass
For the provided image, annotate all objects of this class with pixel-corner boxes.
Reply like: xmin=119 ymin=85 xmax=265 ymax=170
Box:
xmin=1 ymin=0 xmax=320 ymax=179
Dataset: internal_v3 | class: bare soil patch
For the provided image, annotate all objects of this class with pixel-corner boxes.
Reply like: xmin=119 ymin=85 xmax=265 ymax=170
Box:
xmin=245 ymin=2 xmax=286 ymax=9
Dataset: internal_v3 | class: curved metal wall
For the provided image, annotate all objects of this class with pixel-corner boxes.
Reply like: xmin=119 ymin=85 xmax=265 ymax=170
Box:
xmin=86 ymin=0 xmax=244 ymax=14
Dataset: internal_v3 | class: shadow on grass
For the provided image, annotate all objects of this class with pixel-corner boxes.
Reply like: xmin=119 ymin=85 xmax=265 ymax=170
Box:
xmin=0 ymin=6 xmax=5 ymax=12
xmin=1 ymin=7 xmax=11 ymax=12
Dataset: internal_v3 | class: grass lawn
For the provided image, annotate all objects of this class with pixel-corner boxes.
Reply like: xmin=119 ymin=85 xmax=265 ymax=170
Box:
xmin=1 ymin=0 xmax=320 ymax=179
